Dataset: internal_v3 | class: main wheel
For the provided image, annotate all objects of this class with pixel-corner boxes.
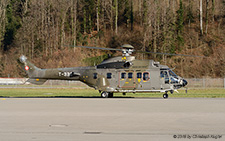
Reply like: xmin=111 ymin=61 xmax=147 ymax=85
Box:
xmin=101 ymin=91 xmax=109 ymax=98
xmin=108 ymin=92 xmax=114 ymax=98
xmin=163 ymin=93 xmax=168 ymax=99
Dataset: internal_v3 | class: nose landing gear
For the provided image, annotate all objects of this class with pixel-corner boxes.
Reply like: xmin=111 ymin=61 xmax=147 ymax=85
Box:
xmin=101 ymin=91 xmax=109 ymax=98
xmin=101 ymin=91 xmax=114 ymax=98
xmin=163 ymin=92 xmax=168 ymax=99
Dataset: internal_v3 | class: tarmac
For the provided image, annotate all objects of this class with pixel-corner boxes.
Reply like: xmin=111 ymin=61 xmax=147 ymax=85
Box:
xmin=0 ymin=98 xmax=225 ymax=141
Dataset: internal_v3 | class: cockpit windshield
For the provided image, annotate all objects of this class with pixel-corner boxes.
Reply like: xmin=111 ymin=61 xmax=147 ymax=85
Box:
xmin=168 ymin=69 xmax=178 ymax=79
xmin=168 ymin=69 xmax=179 ymax=84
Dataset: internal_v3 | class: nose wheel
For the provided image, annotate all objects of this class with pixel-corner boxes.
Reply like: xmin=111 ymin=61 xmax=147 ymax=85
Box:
xmin=101 ymin=91 xmax=109 ymax=98
xmin=101 ymin=92 xmax=114 ymax=98
xmin=163 ymin=93 xmax=168 ymax=99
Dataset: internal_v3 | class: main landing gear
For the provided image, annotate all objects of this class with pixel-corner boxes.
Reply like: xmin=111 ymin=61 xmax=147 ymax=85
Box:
xmin=163 ymin=92 xmax=168 ymax=99
xmin=101 ymin=91 xmax=113 ymax=98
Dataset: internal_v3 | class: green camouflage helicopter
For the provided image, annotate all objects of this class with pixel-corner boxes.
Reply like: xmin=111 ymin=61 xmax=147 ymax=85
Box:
xmin=20 ymin=44 xmax=203 ymax=98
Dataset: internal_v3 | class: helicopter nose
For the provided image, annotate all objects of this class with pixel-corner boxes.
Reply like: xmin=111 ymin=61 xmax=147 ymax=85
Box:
xmin=182 ymin=79 xmax=188 ymax=87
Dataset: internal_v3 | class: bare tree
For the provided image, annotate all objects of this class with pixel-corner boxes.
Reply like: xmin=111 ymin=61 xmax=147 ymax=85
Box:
xmin=205 ymin=0 xmax=209 ymax=35
xmin=212 ymin=0 xmax=215 ymax=22
xmin=200 ymin=0 xmax=203 ymax=35
xmin=96 ymin=0 xmax=100 ymax=32
xmin=102 ymin=0 xmax=113 ymax=32
xmin=0 ymin=0 xmax=7 ymax=49
xmin=138 ymin=0 xmax=143 ymax=25
xmin=71 ymin=0 xmax=77 ymax=51
xmin=114 ymin=0 xmax=118 ymax=34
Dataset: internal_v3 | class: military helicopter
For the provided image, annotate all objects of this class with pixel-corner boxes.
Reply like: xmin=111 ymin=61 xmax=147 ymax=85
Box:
xmin=19 ymin=44 xmax=203 ymax=98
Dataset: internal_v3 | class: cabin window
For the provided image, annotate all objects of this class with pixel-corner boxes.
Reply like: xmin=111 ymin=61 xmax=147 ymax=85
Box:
xmin=107 ymin=73 xmax=112 ymax=79
xmin=93 ymin=73 xmax=97 ymax=79
xmin=121 ymin=72 xmax=126 ymax=79
xmin=143 ymin=72 xmax=150 ymax=81
xmin=128 ymin=72 xmax=133 ymax=78
xmin=137 ymin=72 xmax=142 ymax=78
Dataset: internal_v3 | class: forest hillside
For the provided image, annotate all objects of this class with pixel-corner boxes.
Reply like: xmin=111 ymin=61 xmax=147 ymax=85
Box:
xmin=0 ymin=0 xmax=224 ymax=78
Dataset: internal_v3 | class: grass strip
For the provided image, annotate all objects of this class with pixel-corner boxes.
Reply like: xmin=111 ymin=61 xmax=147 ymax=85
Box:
xmin=0 ymin=88 xmax=224 ymax=98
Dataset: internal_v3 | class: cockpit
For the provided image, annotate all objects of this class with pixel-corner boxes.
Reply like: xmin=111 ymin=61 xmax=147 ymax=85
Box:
xmin=160 ymin=69 xmax=178 ymax=83
xmin=160 ymin=68 xmax=187 ymax=88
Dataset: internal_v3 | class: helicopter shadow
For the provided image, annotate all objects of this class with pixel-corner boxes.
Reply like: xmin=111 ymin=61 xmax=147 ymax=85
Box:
xmin=52 ymin=96 xmax=135 ymax=99
xmin=51 ymin=96 xmax=163 ymax=99
xmin=2 ymin=96 xmax=163 ymax=99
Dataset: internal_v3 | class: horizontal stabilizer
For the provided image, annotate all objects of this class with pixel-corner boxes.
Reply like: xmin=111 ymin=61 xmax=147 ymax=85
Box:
xmin=27 ymin=78 xmax=47 ymax=85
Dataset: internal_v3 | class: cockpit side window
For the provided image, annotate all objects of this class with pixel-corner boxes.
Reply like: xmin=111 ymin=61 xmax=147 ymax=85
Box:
xmin=160 ymin=70 xmax=169 ymax=84
xmin=160 ymin=71 xmax=164 ymax=78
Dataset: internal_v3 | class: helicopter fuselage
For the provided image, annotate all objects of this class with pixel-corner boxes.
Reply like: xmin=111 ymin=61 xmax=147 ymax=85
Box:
xmin=20 ymin=55 xmax=187 ymax=98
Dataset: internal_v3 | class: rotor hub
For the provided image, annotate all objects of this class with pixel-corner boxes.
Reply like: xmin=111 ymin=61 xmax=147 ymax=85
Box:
xmin=121 ymin=44 xmax=134 ymax=56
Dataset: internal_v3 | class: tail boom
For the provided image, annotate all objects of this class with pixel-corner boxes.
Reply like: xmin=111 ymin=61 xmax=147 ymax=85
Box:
xmin=19 ymin=55 xmax=81 ymax=85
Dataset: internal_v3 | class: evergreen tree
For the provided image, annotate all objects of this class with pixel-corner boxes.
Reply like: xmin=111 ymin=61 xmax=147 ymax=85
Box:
xmin=3 ymin=0 xmax=21 ymax=51
xmin=122 ymin=0 xmax=133 ymax=30
xmin=187 ymin=0 xmax=194 ymax=26
xmin=176 ymin=0 xmax=184 ymax=49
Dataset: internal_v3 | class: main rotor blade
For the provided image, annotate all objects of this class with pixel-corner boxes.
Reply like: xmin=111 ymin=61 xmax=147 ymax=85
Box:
xmin=65 ymin=45 xmax=122 ymax=51
xmin=136 ymin=50 xmax=206 ymax=58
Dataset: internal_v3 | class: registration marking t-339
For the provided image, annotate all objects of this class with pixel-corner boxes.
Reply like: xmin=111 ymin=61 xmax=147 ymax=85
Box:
xmin=58 ymin=72 xmax=73 ymax=77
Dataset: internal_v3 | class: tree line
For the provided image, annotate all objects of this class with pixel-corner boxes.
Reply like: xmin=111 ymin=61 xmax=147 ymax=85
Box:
xmin=0 ymin=0 xmax=224 ymax=78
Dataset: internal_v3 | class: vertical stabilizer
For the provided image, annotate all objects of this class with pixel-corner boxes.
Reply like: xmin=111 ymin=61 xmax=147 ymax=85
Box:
xmin=19 ymin=55 xmax=40 ymax=78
